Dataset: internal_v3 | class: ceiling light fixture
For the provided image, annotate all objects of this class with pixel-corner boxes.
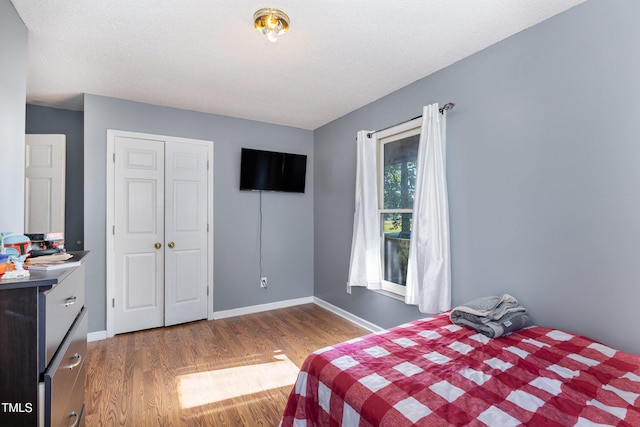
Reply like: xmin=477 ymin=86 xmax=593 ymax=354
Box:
xmin=253 ymin=8 xmax=290 ymax=43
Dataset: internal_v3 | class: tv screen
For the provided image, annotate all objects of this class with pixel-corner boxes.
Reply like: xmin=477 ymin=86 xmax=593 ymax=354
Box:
xmin=240 ymin=148 xmax=307 ymax=193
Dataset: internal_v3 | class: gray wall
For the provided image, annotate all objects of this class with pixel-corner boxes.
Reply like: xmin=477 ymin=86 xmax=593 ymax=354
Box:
xmin=84 ymin=94 xmax=314 ymax=333
xmin=0 ymin=0 xmax=27 ymax=232
xmin=314 ymin=0 xmax=640 ymax=354
xmin=25 ymin=105 xmax=84 ymax=251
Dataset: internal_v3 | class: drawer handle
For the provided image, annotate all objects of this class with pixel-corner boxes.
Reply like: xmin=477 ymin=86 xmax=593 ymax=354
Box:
xmin=67 ymin=353 xmax=82 ymax=370
xmin=67 ymin=411 xmax=79 ymax=427
xmin=64 ymin=296 xmax=77 ymax=307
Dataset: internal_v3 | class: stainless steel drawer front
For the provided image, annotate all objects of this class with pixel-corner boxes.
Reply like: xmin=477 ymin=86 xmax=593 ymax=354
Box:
xmin=45 ymin=308 xmax=87 ymax=427
xmin=41 ymin=264 xmax=86 ymax=371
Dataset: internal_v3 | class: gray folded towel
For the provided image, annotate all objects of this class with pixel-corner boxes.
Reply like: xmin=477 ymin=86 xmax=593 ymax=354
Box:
xmin=450 ymin=294 xmax=532 ymax=338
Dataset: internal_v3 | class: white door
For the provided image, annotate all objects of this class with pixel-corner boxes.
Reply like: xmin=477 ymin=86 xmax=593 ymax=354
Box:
xmin=164 ymin=141 xmax=208 ymax=326
xmin=24 ymin=134 xmax=66 ymax=233
xmin=113 ymin=136 xmax=209 ymax=334
xmin=114 ymin=136 xmax=165 ymax=334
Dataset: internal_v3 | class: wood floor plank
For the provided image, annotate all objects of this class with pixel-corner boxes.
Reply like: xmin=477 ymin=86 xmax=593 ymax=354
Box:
xmin=84 ymin=304 xmax=368 ymax=426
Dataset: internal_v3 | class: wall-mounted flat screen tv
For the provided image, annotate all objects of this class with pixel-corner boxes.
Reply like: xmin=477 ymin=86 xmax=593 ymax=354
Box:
xmin=240 ymin=148 xmax=307 ymax=193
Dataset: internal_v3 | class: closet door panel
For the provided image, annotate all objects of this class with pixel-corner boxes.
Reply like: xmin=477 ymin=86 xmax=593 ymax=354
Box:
xmin=164 ymin=141 xmax=208 ymax=326
xmin=113 ymin=137 xmax=165 ymax=334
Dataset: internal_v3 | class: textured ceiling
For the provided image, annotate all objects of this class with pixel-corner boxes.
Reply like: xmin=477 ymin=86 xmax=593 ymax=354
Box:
xmin=12 ymin=0 xmax=585 ymax=130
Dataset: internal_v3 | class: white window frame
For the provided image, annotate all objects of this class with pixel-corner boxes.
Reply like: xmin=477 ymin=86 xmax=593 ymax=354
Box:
xmin=377 ymin=117 xmax=422 ymax=297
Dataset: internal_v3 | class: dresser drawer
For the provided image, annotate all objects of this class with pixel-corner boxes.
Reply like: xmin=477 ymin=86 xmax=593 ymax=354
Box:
xmin=39 ymin=264 xmax=85 ymax=371
xmin=45 ymin=308 xmax=87 ymax=427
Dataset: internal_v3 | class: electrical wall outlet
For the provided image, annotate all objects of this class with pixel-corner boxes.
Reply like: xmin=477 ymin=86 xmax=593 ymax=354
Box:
xmin=260 ymin=277 xmax=268 ymax=288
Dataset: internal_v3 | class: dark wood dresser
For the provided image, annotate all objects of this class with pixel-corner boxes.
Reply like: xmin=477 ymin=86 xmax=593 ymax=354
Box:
xmin=0 ymin=251 xmax=88 ymax=427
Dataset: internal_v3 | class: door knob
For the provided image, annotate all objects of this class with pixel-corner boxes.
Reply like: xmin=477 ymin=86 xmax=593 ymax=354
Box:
xmin=168 ymin=241 xmax=175 ymax=248
xmin=155 ymin=242 xmax=162 ymax=249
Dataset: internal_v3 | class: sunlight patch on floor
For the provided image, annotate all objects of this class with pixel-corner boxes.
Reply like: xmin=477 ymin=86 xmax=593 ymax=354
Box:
xmin=178 ymin=352 xmax=300 ymax=408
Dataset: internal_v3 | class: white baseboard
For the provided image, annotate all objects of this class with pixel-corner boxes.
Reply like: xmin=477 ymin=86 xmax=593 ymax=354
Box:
xmin=88 ymin=330 xmax=108 ymax=342
xmin=87 ymin=296 xmax=381 ymax=341
xmin=313 ymin=297 xmax=383 ymax=333
xmin=212 ymin=296 xmax=315 ymax=320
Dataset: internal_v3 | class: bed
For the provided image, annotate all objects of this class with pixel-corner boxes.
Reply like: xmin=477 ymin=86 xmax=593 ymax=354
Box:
xmin=280 ymin=313 xmax=640 ymax=426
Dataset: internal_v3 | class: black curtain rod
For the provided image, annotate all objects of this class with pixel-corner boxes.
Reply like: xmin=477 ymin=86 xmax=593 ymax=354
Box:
xmin=366 ymin=102 xmax=455 ymax=138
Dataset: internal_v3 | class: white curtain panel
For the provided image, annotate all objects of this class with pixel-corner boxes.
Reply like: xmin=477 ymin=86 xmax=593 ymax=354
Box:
xmin=405 ymin=104 xmax=452 ymax=313
xmin=347 ymin=130 xmax=382 ymax=290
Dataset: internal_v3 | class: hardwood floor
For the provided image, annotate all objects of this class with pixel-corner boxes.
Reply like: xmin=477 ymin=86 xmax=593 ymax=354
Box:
xmin=84 ymin=304 xmax=368 ymax=426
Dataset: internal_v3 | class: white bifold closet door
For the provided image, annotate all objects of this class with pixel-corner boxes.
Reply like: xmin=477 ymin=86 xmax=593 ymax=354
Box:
xmin=113 ymin=136 xmax=208 ymax=334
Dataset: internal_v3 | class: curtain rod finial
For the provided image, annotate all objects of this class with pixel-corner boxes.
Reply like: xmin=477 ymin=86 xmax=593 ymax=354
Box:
xmin=439 ymin=102 xmax=455 ymax=114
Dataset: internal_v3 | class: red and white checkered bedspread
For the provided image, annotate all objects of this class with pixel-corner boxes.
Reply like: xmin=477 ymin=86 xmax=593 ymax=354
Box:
xmin=280 ymin=313 xmax=640 ymax=426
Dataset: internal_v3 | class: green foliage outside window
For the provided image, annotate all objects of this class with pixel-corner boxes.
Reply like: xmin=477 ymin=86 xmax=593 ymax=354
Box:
xmin=381 ymin=134 xmax=418 ymax=287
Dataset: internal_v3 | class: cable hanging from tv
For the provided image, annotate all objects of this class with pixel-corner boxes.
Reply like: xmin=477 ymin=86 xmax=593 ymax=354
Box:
xmin=366 ymin=102 xmax=455 ymax=138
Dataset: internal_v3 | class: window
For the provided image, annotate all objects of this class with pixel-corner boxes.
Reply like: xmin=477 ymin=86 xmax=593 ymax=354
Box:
xmin=377 ymin=118 xmax=421 ymax=296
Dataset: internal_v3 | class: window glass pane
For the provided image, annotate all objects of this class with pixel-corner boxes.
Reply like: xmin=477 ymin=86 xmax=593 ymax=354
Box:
xmin=382 ymin=213 xmax=411 ymax=286
xmin=383 ymin=135 xmax=419 ymax=210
